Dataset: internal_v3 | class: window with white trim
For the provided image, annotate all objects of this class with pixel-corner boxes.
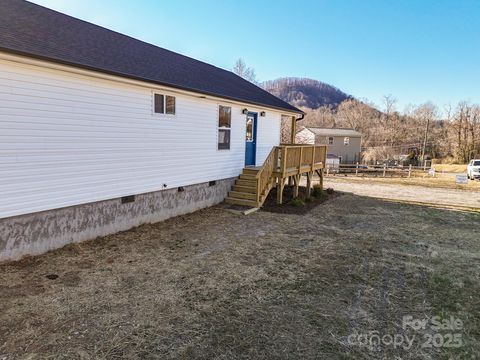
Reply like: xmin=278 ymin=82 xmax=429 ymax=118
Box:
xmin=218 ymin=105 xmax=231 ymax=150
xmin=154 ymin=93 xmax=175 ymax=115
xmin=344 ymin=137 xmax=350 ymax=145
xmin=328 ymin=136 xmax=334 ymax=145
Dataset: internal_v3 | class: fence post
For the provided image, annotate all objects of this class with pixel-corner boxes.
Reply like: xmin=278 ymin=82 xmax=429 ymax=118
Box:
xmin=423 ymin=160 xmax=427 ymax=171
xmin=383 ymin=165 xmax=386 ymax=177
xmin=355 ymin=162 xmax=359 ymax=176
xmin=408 ymin=164 xmax=412 ymax=178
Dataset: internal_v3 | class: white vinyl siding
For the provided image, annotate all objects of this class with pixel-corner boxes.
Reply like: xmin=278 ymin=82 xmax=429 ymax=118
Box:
xmin=0 ymin=57 xmax=285 ymax=218
xmin=255 ymin=112 xmax=281 ymax=165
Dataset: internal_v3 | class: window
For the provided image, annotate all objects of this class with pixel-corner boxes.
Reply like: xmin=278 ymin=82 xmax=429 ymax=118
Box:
xmin=328 ymin=136 xmax=334 ymax=145
xmin=246 ymin=116 xmax=254 ymax=141
xmin=154 ymin=93 xmax=175 ymax=115
xmin=218 ymin=105 xmax=231 ymax=150
xmin=344 ymin=137 xmax=350 ymax=145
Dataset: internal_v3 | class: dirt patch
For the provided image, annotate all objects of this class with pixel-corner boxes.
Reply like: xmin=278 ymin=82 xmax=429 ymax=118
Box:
xmin=216 ymin=202 xmax=255 ymax=212
xmin=261 ymin=185 xmax=338 ymax=214
xmin=0 ymin=195 xmax=478 ymax=359
xmin=0 ymin=283 xmax=45 ymax=299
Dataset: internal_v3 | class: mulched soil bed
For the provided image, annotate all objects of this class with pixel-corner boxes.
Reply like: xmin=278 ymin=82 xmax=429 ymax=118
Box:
xmin=261 ymin=185 xmax=338 ymax=214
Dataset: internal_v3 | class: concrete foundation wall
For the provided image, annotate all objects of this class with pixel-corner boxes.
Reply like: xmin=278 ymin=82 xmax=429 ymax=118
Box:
xmin=0 ymin=178 xmax=235 ymax=262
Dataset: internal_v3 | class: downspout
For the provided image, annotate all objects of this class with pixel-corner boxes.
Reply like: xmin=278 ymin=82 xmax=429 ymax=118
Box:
xmin=295 ymin=113 xmax=305 ymax=122
xmin=290 ymin=113 xmax=305 ymax=144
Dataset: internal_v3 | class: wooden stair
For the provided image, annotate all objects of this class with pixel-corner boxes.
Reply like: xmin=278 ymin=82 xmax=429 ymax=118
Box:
xmin=225 ymin=168 xmax=260 ymax=207
xmin=225 ymin=168 xmax=261 ymax=207
xmin=225 ymin=165 xmax=277 ymax=208
xmin=225 ymin=144 xmax=327 ymax=208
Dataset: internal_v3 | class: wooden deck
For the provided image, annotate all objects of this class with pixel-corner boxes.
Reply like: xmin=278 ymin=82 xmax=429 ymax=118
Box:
xmin=226 ymin=144 xmax=327 ymax=207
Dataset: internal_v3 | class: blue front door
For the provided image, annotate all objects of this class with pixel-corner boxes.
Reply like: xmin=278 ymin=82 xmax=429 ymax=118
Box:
xmin=245 ymin=112 xmax=257 ymax=166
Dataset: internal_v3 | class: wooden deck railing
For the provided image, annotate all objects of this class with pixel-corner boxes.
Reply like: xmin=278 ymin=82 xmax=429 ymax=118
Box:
xmin=278 ymin=144 xmax=326 ymax=175
xmin=255 ymin=147 xmax=279 ymax=204
xmin=254 ymin=144 xmax=327 ymax=206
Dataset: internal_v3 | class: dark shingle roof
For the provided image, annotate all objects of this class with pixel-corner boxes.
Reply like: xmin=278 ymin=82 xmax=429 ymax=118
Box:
xmin=0 ymin=0 xmax=302 ymax=114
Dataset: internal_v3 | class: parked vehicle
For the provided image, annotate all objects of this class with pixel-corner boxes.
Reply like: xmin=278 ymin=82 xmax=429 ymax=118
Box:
xmin=467 ymin=159 xmax=480 ymax=180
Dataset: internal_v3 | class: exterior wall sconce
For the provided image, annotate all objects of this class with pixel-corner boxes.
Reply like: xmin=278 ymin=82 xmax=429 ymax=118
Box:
xmin=260 ymin=111 xmax=266 ymax=117
xmin=242 ymin=108 xmax=249 ymax=115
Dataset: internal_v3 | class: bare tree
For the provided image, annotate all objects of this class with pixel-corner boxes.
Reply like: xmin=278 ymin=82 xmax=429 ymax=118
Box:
xmin=382 ymin=94 xmax=397 ymax=116
xmin=412 ymin=102 xmax=438 ymax=162
xmin=232 ymin=58 xmax=257 ymax=83
xmin=262 ymin=78 xmax=480 ymax=164
xmin=280 ymin=115 xmax=292 ymax=143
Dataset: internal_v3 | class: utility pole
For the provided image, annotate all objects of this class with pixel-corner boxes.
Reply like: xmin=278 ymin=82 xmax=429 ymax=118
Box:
xmin=421 ymin=117 xmax=430 ymax=163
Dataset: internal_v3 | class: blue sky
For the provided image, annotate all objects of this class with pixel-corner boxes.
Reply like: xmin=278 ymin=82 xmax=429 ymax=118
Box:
xmin=30 ymin=0 xmax=480 ymax=112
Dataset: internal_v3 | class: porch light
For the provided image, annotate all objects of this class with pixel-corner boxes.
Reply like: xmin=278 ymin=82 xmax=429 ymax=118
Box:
xmin=260 ymin=111 xmax=266 ymax=117
xmin=242 ymin=108 xmax=249 ymax=115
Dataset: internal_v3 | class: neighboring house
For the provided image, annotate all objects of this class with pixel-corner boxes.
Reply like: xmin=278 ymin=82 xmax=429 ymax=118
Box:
xmin=0 ymin=0 xmax=304 ymax=261
xmin=296 ymin=127 xmax=362 ymax=164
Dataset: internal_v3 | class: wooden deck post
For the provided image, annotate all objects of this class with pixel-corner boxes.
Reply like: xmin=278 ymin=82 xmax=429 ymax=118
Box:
xmin=291 ymin=115 xmax=296 ymax=144
xmin=293 ymin=174 xmax=300 ymax=198
xmin=306 ymin=171 xmax=313 ymax=198
xmin=277 ymin=177 xmax=285 ymax=204
xmin=319 ymin=169 xmax=324 ymax=189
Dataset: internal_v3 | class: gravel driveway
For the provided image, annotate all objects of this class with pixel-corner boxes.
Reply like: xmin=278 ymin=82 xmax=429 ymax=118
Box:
xmin=324 ymin=177 xmax=480 ymax=210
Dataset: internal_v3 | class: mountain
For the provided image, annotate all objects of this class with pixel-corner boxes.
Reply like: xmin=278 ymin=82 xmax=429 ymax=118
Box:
xmin=261 ymin=77 xmax=352 ymax=110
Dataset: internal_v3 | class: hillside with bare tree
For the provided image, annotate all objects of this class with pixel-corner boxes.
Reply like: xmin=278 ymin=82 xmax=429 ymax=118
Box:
xmin=263 ymin=77 xmax=479 ymax=164
xmin=262 ymin=78 xmax=351 ymax=109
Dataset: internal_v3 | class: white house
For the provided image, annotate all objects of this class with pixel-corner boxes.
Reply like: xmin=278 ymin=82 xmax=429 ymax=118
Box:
xmin=0 ymin=0 xmax=304 ymax=261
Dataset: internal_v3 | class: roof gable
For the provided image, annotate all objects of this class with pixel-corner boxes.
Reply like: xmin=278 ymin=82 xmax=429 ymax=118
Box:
xmin=0 ymin=0 xmax=302 ymax=114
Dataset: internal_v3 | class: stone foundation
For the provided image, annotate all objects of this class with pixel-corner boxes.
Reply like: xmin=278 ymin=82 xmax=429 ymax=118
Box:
xmin=0 ymin=178 xmax=235 ymax=262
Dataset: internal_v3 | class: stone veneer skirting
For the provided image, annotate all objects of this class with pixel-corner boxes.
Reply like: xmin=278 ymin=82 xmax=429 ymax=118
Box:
xmin=0 ymin=178 xmax=236 ymax=262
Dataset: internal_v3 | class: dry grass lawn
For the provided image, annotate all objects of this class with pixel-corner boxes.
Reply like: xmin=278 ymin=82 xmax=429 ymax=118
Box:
xmin=432 ymin=164 xmax=468 ymax=173
xmin=1 ymin=193 xmax=479 ymax=359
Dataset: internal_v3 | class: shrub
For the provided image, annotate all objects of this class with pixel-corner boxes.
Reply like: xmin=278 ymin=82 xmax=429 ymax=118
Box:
xmin=290 ymin=198 xmax=305 ymax=207
xmin=326 ymin=187 xmax=334 ymax=195
xmin=312 ymin=185 xmax=324 ymax=197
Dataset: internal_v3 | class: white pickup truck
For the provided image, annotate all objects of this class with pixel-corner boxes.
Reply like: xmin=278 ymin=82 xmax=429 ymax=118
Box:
xmin=467 ymin=159 xmax=480 ymax=180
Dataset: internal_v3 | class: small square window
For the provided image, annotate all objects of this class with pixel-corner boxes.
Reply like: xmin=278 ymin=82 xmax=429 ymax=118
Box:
xmin=154 ymin=93 xmax=175 ymax=115
xmin=328 ymin=137 xmax=334 ymax=145
xmin=344 ymin=137 xmax=350 ymax=145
